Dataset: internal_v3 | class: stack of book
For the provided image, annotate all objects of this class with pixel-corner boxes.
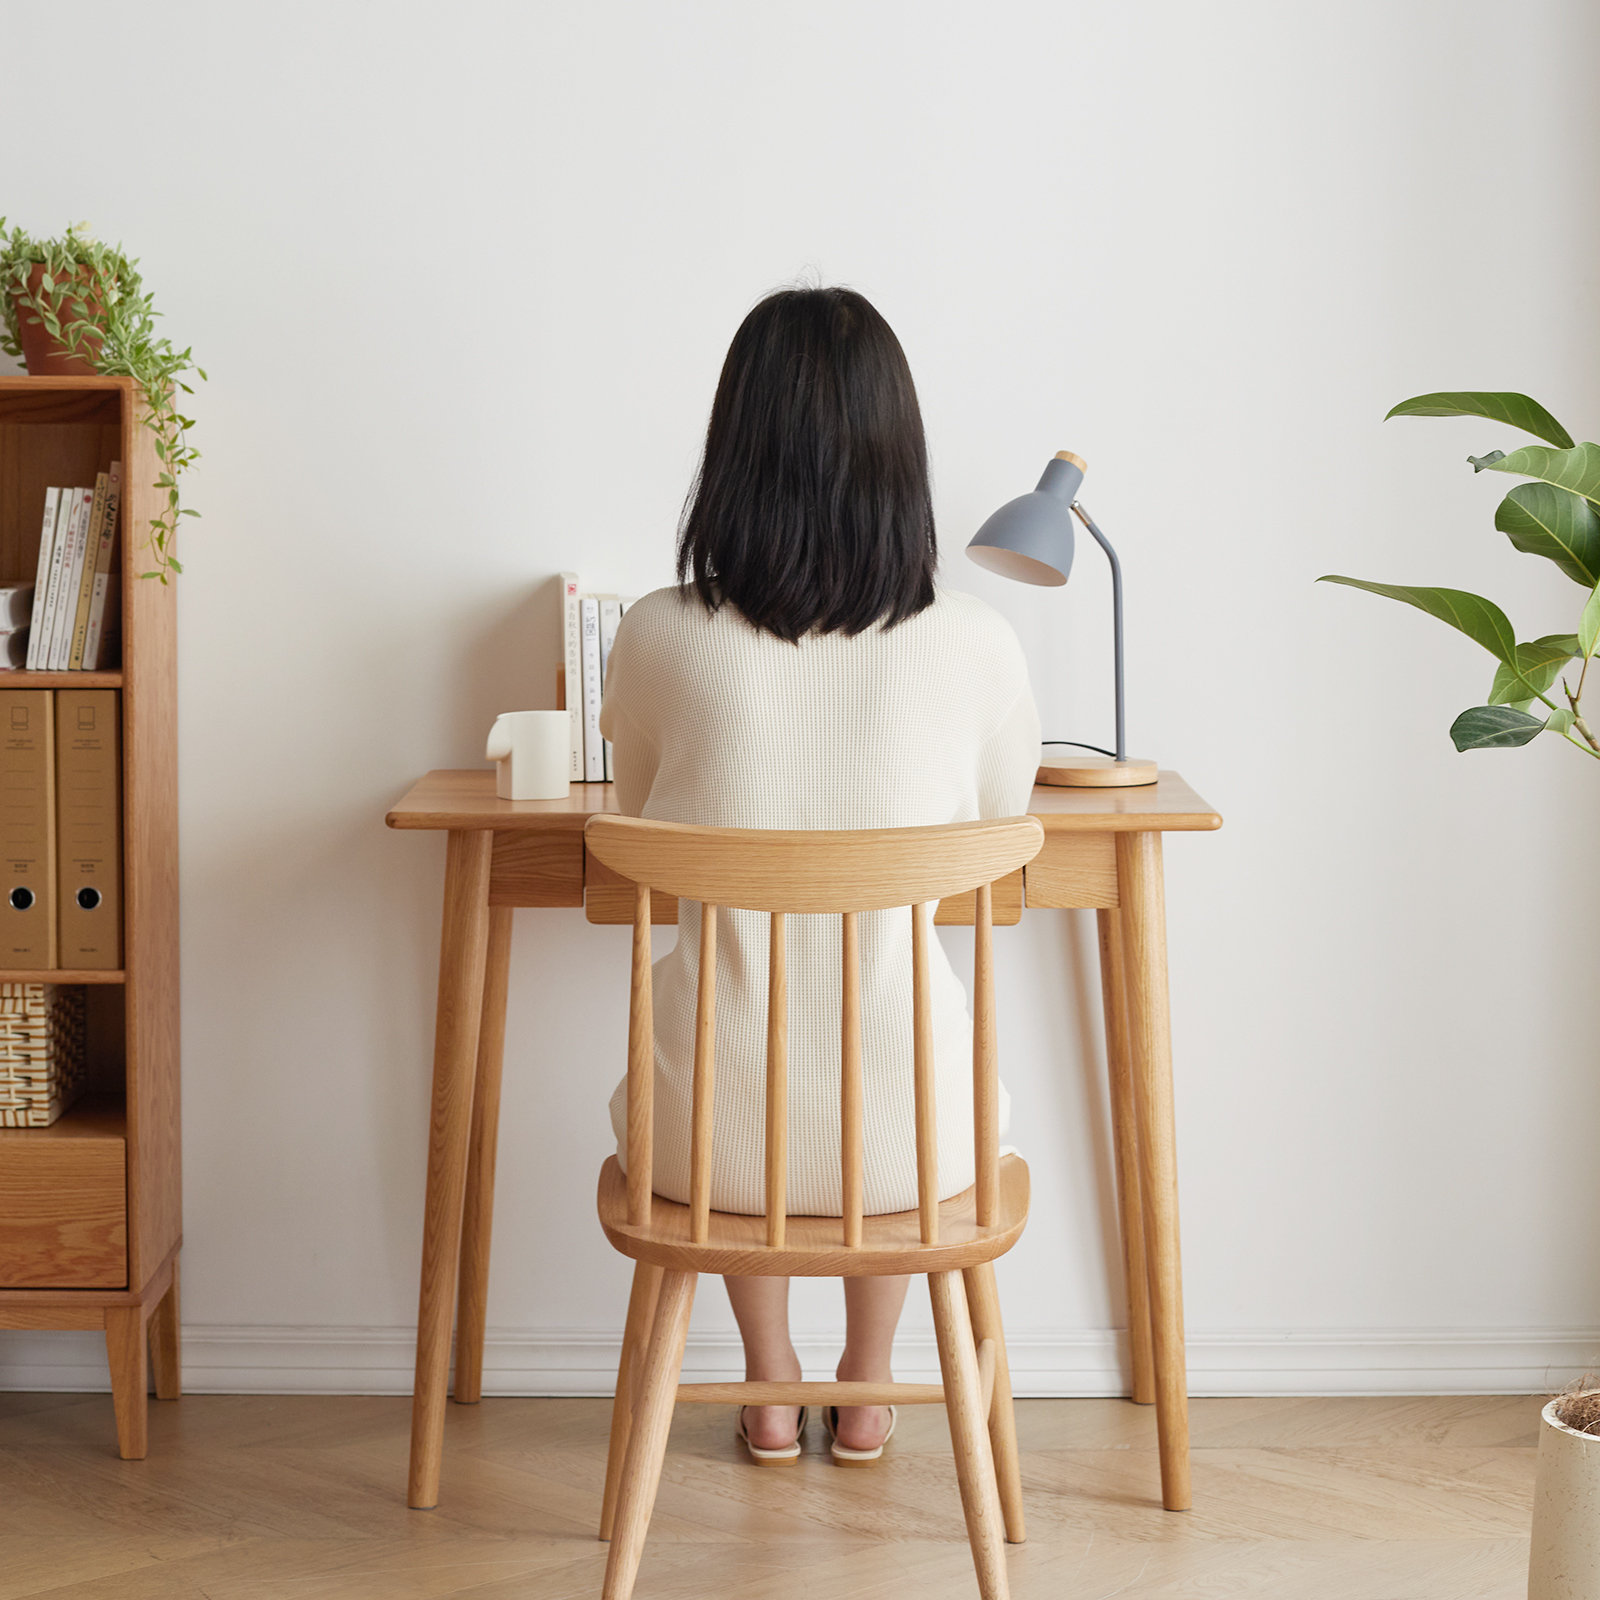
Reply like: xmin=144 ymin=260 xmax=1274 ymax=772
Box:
xmin=561 ymin=575 xmax=636 ymax=782
xmin=19 ymin=466 xmax=122 ymax=673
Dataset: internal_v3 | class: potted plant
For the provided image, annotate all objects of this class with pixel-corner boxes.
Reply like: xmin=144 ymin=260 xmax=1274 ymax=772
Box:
xmin=0 ymin=220 xmax=204 ymax=583
xmin=1529 ymin=1385 xmax=1600 ymax=1599
xmin=1320 ymin=390 xmax=1600 ymax=759
xmin=1323 ymin=394 xmax=1600 ymax=1594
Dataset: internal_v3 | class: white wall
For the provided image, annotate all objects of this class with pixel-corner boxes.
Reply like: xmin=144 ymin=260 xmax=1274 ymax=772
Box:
xmin=5 ymin=0 xmax=1599 ymax=1396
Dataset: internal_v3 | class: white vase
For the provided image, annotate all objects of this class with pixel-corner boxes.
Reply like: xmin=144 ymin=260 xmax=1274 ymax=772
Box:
xmin=1530 ymin=1396 xmax=1600 ymax=1599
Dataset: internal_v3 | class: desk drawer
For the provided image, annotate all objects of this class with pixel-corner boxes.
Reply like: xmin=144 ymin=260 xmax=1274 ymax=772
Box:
xmin=584 ymin=848 xmax=1022 ymax=926
xmin=1024 ymin=833 xmax=1118 ymax=908
xmin=0 ymin=1099 xmax=127 ymax=1288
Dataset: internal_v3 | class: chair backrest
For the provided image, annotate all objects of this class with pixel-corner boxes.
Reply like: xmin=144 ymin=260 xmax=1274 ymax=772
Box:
xmin=584 ymin=814 xmax=1045 ymax=1252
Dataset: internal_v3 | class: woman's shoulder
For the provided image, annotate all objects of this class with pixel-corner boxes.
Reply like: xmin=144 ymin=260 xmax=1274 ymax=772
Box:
xmin=919 ymin=585 xmax=1028 ymax=657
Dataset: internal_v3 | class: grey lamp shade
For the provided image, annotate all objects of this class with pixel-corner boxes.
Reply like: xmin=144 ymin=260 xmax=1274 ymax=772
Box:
xmin=965 ymin=453 xmax=1084 ymax=587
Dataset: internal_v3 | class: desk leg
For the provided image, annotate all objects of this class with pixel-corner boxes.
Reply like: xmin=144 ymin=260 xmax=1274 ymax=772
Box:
xmin=1115 ymin=831 xmax=1191 ymax=1512
xmin=1096 ymin=908 xmax=1155 ymax=1406
xmin=454 ymin=903 xmax=514 ymax=1406
xmin=408 ymin=829 xmax=493 ymax=1509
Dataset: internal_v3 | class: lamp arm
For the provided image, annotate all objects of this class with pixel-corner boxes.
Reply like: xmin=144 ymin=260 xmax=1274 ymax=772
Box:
xmin=1070 ymin=501 xmax=1125 ymax=763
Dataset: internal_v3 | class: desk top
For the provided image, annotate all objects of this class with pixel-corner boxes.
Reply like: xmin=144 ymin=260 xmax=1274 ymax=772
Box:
xmin=387 ymin=770 xmax=1221 ymax=834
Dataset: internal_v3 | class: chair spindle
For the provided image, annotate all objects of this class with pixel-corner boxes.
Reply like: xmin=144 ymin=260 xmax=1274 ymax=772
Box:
xmin=974 ymin=880 xmax=999 ymax=1227
xmin=840 ymin=910 xmax=864 ymax=1248
xmin=911 ymin=900 xmax=938 ymax=1244
xmin=627 ymin=882 xmax=654 ymax=1226
xmin=689 ymin=903 xmax=718 ymax=1244
xmin=766 ymin=910 xmax=788 ymax=1248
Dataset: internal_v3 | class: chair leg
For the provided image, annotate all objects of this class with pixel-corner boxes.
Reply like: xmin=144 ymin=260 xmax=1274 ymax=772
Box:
xmin=104 ymin=1305 xmax=149 ymax=1460
xmin=148 ymin=1259 xmax=181 ymax=1401
xmin=963 ymin=1262 xmax=1024 ymax=1545
xmin=602 ymin=1269 xmax=696 ymax=1600
xmin=600 ymin=1260 xmax=665 ymax=1541
xmin=930 ymin=1271 xmax=1009 ymax=1600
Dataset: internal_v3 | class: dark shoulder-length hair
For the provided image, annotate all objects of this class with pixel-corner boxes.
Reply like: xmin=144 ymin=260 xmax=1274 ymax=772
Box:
xmin=676 ymin=286 xmax=937 ymax=642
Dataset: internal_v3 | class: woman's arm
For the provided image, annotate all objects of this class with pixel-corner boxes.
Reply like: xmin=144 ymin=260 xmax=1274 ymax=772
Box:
xmin=976 ymin=685 xmax=1042 ymax=818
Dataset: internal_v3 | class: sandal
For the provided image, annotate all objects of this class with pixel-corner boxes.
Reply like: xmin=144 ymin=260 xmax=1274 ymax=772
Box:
xmin=736 ymin=1405 xmax=808 ymax=1466
xmin=822 ymin=1404 xmax=897 ymax=1466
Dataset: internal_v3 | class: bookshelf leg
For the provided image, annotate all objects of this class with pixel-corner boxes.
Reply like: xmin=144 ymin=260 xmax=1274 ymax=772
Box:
xmin=149 ymin=1258 xmax=181 ymax=1401
xmin=104 ymin=1305 xmax=149 ymax=1460
xmin=454 ymin=903 xmax=514 ymax=1405
xmin=408 ymin=829 xmax=493 ymax=1509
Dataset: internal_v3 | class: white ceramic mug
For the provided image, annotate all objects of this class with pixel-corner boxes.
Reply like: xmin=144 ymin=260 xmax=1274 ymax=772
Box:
xmin=486 ymin=710 xmax=570 ymax=800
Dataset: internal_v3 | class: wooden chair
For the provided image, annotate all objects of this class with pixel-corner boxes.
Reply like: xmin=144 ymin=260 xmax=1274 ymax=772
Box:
xmin=584 ymin=812 xmax=1045 ymax=1600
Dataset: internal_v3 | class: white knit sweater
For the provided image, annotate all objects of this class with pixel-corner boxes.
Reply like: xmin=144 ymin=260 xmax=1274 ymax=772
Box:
xmin=599 ymin=585 xmax=1040 ymax=1217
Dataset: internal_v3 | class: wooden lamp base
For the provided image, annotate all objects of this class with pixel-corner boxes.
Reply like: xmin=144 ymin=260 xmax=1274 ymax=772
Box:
xmin=1037 ymin=753 xmax=1159 ymax=787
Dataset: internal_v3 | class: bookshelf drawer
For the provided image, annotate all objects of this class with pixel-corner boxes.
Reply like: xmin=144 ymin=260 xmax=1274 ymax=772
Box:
xmin=0 ymin=1096 xmax=126 ymax=1288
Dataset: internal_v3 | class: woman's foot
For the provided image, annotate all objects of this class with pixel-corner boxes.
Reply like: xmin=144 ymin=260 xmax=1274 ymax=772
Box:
xmin=833 ymin=1352 xmax=896 ymax=1451
xmin=741 ymin=1348 xmax=804 ymax=1451
xmin=741 ymin=1400 xmax=804 ymax=1451
xmin=829 ymin=1402 xmax=894 ymax=1451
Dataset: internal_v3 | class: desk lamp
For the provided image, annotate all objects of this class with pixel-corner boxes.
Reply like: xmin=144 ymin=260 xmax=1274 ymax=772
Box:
xmin=967 ymin=451 xmax=1157 ymax=787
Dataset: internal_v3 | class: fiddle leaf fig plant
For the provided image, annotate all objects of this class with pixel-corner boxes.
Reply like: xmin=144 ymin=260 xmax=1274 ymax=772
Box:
xmin=0 ymin=220 xmax=204 ymax=583
xmin=1320 ymin=391 xmax=1600 ymax=760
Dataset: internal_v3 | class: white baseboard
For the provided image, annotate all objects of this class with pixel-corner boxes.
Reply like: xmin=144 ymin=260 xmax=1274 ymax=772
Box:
xmin=3 ymin=1325 xmax=1597 ymax=1397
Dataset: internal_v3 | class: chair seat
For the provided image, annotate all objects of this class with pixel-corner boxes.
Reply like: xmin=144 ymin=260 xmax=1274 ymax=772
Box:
xmin=597 ymin=1152 xmax=1029 ymax=1277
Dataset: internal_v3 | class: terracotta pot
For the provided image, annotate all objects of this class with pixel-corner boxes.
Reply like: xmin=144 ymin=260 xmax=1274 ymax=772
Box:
xmin=11 ymin=262 xmax=102 ymax=376
xmin=1529 ymin=1395 xmax=1600 ymax=1599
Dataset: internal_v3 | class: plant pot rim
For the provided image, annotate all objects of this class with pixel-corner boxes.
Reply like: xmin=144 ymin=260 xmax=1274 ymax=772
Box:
xmin=1542 ymin=1394 xmax=1600 ymax=1440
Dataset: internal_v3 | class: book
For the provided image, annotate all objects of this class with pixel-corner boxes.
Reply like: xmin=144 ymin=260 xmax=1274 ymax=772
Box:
xmin=90 ymin=577 xmax=121 ymax=672
xmin=0 ymin=689 xmax=57 ymax=966
xmin=25 ymin=489 xmax=61 ymax=671
xmin=67 ymin=471 xmax=111 ymax=670
xmin=0 ymin=631 xmax=29 ymax=670
xmin=79 ymin=465 xmax=122 ymax=671
xmin=581 ymin=595 xmax=604 ymax=781
xmin=0 ymin=584 xmax=34 ymax=632
xmin=598 ymin=595 xmax=622 ymax=781
xmin=45 ymin=488 xmax=91 ymax=670
xmin=54 ymin=483 xmax=97 ymax=670
xmin=55 ymin=690 xmax=121 ymax=969
xmin=561 ymin=572 xmax=583 ymax=781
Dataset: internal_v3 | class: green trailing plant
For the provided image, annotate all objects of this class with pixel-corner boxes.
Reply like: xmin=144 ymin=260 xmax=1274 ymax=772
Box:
xmin=1320 ymin=391 xmax=1600 ymax=760
xmin=0 ymin=220 xmax=203 ymax=583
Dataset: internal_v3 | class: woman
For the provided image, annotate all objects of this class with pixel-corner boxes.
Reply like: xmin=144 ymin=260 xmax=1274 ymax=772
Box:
xmin=599 ymin=286 xmax=1040 ymax=1463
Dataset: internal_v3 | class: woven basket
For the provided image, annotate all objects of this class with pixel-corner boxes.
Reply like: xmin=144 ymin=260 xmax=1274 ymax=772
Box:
xmin=0 ymin=983 xmax=88 ymax=1127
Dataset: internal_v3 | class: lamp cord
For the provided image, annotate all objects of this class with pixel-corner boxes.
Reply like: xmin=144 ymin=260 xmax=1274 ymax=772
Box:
xmin=1043 ymin=738 xmax=1119 ymax=759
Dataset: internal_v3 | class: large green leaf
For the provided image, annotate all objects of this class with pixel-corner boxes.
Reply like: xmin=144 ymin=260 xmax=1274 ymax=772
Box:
xmin=1317 ymin=576 xmax=1517 ymax=662
xmin=1386 ymin=391 xmax=1574 ymax=448
xmin=1495 ymin=483 xmax=1600 ymax=586
xmin=1581 ymin=584 xmax=1600 ymax=660
xmin=1487 ymin=634 xmax=1578 ymax=709
xmin=1480 ymin=441 xmax=1600 ymax=508
xmin=1449 ymin=705 xmax=1548 ymax=751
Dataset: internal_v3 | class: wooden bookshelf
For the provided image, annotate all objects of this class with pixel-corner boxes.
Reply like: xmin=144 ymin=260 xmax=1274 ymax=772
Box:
xmin=0 ymin=377 xmax=181 ymax=1459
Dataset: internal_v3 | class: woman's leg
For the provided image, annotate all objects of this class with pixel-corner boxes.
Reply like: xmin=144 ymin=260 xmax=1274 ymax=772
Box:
xmin=724 ymin=1275 xmax=803 ymax=1449
xmin=834 ymin=1275 xmax=910 ymax=1450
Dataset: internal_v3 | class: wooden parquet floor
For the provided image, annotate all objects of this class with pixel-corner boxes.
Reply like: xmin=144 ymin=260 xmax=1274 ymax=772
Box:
xmin=0 ymin=1392 xmax=1539 ymax=1599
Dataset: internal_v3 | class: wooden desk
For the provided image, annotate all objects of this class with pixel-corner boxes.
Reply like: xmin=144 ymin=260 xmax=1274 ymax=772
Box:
xmin=387 ymin=770 xmax=1221 ymax=1512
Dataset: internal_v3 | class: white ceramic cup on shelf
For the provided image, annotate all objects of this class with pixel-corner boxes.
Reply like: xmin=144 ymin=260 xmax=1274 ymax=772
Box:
xmin=486 ymin=710 xmax=570 ymax=800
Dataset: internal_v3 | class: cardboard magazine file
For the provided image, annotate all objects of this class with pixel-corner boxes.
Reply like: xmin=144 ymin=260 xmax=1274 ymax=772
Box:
xmin=54 ymin=689 xmax=121 ymax=970
xmin=0 ymin=689 xmax=56 ymax=967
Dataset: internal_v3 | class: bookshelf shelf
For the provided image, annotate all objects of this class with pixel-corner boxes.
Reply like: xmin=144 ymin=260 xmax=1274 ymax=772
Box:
xmin=0 ymin=968 xmax=126 ymax=984
xmin=0 ymin=670 xmax=124 ymax=688
xmin=0 ymin=376 xmax=180 ymax=1460
xmin=0 ymin=1091 xmax=124 ymax=1143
